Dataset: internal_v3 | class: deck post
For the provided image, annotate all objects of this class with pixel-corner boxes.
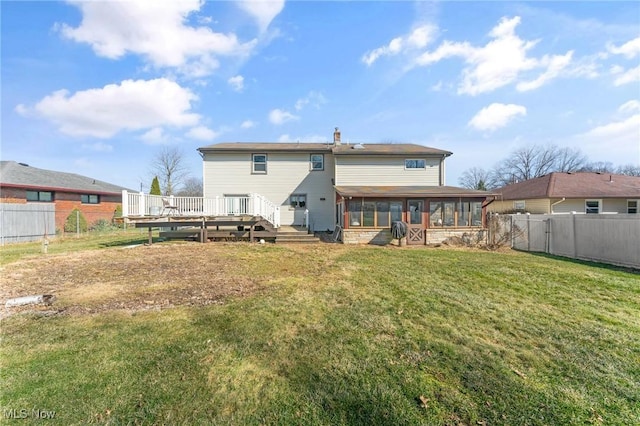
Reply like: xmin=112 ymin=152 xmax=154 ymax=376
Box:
xmin=148 ymin=227 xmax=153 ymax=245
xmin=122 ymin=190 xmax=129 ymax=217
xmin=249 ymin=225 xmax=254 ymax=242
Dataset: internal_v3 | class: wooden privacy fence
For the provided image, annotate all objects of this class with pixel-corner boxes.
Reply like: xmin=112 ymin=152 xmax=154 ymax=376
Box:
xmin=507 ymin=213 xmax=640 ymax=269
xmin=0 ymin=203 xmax=55 ymax=245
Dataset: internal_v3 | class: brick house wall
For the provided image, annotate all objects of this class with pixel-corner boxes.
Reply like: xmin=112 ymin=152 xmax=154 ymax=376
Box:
xmin=0 ymin=186 xmax=122 ymax=232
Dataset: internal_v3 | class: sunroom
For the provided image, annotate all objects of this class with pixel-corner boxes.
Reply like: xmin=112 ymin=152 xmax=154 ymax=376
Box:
xmin=335 ymin=186 xmax=493 ymax=245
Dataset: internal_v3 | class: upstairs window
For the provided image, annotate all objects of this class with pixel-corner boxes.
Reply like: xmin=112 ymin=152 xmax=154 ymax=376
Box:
xmin=81 ymin=194 xmax=100 ymax=204
xmin=628 ymin=200 xmax=638 ymax=214
xmin=252 ymin=154 xmax=267 ymax=174
xmin=585 ymin=199 xmax=601 ymax=214
xmin=404 ymin=159 xmax=426 ymax=170
xmin=26 ymin=190 xmax=53 ymax=202
xmin=310 ymin=154 xmax=324 ymax=171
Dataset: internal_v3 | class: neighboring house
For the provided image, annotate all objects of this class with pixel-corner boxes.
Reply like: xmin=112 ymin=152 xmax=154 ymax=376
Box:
xmin=0 ymin=161 xmax=129 ymax=232
xmin=488 ymin=172 xmax=640 ymax=214
xmin=198 ymin=129 xmax=493 ymax=244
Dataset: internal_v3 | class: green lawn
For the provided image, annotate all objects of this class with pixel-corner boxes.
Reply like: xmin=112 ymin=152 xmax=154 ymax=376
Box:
xmin=1 ymin=241 xmax=638 ymax=425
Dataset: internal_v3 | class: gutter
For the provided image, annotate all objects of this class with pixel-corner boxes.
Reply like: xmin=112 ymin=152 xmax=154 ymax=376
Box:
xmin=550 ymin=197 xmax=566 ymax=213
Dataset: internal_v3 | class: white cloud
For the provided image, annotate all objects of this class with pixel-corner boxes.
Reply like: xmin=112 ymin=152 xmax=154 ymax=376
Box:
xmin=29 ymin=78 xmax=200 ymax=138
xmin=413 ymin=16 xmax=573 ymax=95
xmin=236 ymin=0 xmax=285 ymax=32
xmin=268 ymin=108 xmax=298 ymax=125
xmin=363 ymin=24 xmax=437 ymax=66
xmin=228 ymin=75 xmax=245 ymax=92
xmin=294 ymin=91 xmax=327 ymax=111
xmin=186 ymin=125 xmax=219 ymax=141
xmin=82 ymin=142 xmax=113 ymax=152
xmin=468 ymin=103 xmax=527 ymax=132
xmin=612 ymin=65 xmax=640 ymax=86
xmin=516 ymin=51 xmax=573 ymax=91
xmin=140 ymin=127 xmax=168 ymax=144
xmin=577 ymin=106 xmax=640 ymax=164
xmin=607 ymin=36 xmax=640 ymax=59
xmin=14 ymin=104 xmax=29 ymax=116
xmin=240 ymin=120 xmax=256 ymax=129
xmin=60 ymin=0 xmax=257 ymax=77
xmin=619 ymin=100 xmax=640 ymax=114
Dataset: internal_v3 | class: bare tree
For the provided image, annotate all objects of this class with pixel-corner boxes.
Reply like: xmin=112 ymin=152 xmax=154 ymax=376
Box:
xmin=492 ymin=144 xmax=587 ymax=187
xmin=554 ymin=147 xmax=587 ymax=172
xmin=176 ymin=177 xmax=203 ymax=196
xmin=458 ymin=167 xmax=495 ymax=190
xmin=150 ymin=147 xmax=190 ymax=196
xmin=580 ymin=161 xmax=616 ymax=173
xmin=616 ymin=164 xmax=640 ymax=176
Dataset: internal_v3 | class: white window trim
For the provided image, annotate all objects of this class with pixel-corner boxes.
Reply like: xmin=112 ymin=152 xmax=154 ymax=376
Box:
xmin=514 ymin=200 xmax=526 ymax=210
xmin=310 ymin=154 xmax=324 ymax=171
xmin=585 ymin=199 xmax=601 ymax=214
xmin=252 ymin=153 xmax=267 ymax=174
xmin=404 ymin=159 xmax=426 ymax=170
xmin=627 ymin=199 xmax=639 ymax=214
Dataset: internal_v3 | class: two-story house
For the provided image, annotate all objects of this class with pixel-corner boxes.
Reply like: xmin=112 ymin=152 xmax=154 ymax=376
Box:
xmin=198 ymin=129 xmax=492 ymax=244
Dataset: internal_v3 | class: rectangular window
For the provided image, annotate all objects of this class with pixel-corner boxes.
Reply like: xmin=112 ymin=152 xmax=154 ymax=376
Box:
xmin=349 ymin=200 xmax=362 ymax=226
xmin=290 ymin=194 xmax=307 ymax=208
xmin=376 ymin=201 xmax=390 ymax=227
xmin=628 ymin=200 xmax=638 ymax=214
xmin=430 ymin=202 xmax=443 ymax=226
xmin=252 ymin=153 xmax=267 ymax=174
xmin=26 ymin=190 xmax=53 ymax=202
xmin=81 ymin=194 xmax=100 ymax=204
xmin=362 ymin=202 xmax=375 ymax=227
xmin=310 ymin=154 xmax=324 ymax=171
xmin=404 ymin=159 xmax=426 ymax=170
xmin=348 ymin=200 xmax=402 ymax=228
xmin=443 ymin=202 xmax=455 ymax=227
xmin=514 ymin=200 xmax=526 ymax=211
xmin=390 ymin=201 xmax=403 ymax=223
xmin=408 ymin=200 xmax=423 ymax=225
xmin=458 ymin=201 xmax=483 ymax=226
xmin=585 ymin=199 xmax=600 ymax=214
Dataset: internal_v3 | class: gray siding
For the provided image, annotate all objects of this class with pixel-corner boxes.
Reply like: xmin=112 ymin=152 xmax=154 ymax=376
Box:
xmin=335 ymin=156 xmax=441 ymax=186
xmin=203 ymin=152 xmax=335 ymax=231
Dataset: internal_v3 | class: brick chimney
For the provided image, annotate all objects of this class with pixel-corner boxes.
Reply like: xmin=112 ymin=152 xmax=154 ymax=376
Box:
xmin=333 ymin=127 xmax=341 ymax=145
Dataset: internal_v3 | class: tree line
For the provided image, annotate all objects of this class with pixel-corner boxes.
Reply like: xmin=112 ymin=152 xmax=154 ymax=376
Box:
xmin=458 ymin=144 xmax=640 ymax=190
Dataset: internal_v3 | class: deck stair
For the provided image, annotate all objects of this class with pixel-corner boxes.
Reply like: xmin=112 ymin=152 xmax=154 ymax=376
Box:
xmin=275 ymin=226 xmax=320 ymax=244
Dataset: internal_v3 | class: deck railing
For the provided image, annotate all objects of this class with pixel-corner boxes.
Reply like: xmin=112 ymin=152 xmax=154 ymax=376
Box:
xmin=121 ymin=191 xmax=280 ymax=228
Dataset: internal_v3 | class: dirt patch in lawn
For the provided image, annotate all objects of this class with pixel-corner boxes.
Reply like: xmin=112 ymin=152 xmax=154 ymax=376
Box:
xmin=0 ymin=243 xmax=275 ymax=318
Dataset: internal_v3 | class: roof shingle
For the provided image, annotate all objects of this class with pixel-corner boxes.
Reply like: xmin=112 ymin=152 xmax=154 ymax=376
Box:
xmin=0 ymin=161 xmax=131 ymax=194
xmin=496 ymin=172 xmax=640 ymax=199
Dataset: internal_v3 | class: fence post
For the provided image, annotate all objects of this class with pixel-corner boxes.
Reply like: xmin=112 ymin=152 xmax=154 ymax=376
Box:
xmin=571 ymin=211 xmax=577 ymax=258
xmin=526 ymin=213 xmax=531 ymax=251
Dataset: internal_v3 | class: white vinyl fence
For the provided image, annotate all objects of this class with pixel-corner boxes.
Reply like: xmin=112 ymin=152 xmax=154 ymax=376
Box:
xmin=1 ymin=203 xmax=56 ymax=245
xmin=509 ymin=213 xmax=640 ymax=269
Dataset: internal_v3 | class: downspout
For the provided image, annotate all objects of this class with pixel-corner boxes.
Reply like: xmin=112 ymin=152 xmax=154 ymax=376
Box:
xmin=550 ymin=197 xmax=566 ymax=214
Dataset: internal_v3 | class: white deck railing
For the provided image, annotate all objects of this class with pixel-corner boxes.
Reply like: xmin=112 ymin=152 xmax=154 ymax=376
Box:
xmin=121 ymin=190 xmax=280 ymax=228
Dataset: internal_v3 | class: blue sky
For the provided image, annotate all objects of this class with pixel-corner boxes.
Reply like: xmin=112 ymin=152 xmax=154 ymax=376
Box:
xmin=2 ymin=1 xmax=639 ymax=191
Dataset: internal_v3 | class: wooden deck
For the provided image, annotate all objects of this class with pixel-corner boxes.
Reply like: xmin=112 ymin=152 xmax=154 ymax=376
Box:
xmin=127 ymin=215 xmax=317 ymax=244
